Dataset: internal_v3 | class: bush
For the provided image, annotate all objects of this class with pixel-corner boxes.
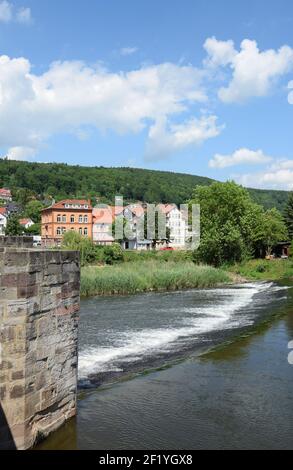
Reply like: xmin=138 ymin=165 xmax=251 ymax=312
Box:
xmin=256 ymin=263 xmax=267 ymax=273
xmin=103 ymin=243 xmax=124 ymax=265
xmin=62 ymin=231 xmax=97 ymax=266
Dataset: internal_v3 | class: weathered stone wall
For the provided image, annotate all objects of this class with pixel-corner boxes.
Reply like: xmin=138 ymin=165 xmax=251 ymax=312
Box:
xmin=0 ymin=247 xmax=80 ymax=450
xmin=0 ymin=236 xmax=34 ymax=249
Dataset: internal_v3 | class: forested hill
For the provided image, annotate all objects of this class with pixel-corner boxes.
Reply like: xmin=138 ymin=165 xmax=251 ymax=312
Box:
xmin=0 ymin=159 xmax=289 ymax=211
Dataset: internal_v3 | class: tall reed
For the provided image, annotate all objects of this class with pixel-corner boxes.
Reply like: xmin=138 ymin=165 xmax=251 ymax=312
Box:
xmin=81 ymin=261 xmax=230 ymax=297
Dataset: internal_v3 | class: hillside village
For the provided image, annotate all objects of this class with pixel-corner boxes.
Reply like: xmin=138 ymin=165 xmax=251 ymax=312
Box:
xmin=0 ymin=188 xmax=188 ymax=250
xmin=0 ymin=179 xmax=292 ymax=261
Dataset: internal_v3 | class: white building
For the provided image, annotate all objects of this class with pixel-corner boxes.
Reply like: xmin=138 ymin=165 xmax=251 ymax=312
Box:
xmin=158 ymin=204 xmax=187 ymax=249
xmin=0 ymin=188 xmax=12 ymax=202
xmin=0 ymin=208 xmax=8 ymax=235
xmin=119 ymin=204 xmax=152 ymax=251
xmin=19 ymin=218 xmax=34 ymax=230
xmin=92 ymin=207 xmax=114 ymax=246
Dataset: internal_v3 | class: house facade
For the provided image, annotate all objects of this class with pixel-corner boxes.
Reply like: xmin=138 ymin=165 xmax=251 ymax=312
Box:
xmin=41 ymin=199 xmax=93 ymax=245
xmin=0 ymin=188 xmax=12 ymax=202
xmin=0 ymin=207 xmax=8 ymax=235
xmin=158 ymin=204 xmax=187 ymax=249
xmin=119 ymin=204 xmax=153 ymax=250
xmin=19 ymin=218 xmax=34 ymax=230
xmin=92 ymin=206 xmax=114 ymax=246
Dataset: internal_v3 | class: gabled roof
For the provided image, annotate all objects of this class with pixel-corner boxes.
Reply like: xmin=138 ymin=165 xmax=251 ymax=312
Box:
xmin=93 ymin=207 xmax=113 ymax=224
xmin=111 ymin=205 xmax=124 ymax=216
xmin=0 ymin=207 xmax=7 ymax=216
xmin=43 ymin=199 xmax=92 ymax=211
xmin=0 ymin=188 xmax=11 ymax=196
xmin=157 ymin=204 xmax=177 ymax=214
xmin=19 ymin=218 xmax=33 ymax=226
xmin=124 ymin=204 xmax=145 ymax=217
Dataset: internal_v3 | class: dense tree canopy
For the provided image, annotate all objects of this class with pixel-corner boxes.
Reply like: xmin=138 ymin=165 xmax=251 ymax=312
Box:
xmin=190 ymin=181 xmax=288 ymax=265
xmin=284 ymin=192 xmax=293 ymax=240
xmin=5 ymin=215 xmax=23 ymax=236
xmin=0 ymin=159 xmax=289 ymax=211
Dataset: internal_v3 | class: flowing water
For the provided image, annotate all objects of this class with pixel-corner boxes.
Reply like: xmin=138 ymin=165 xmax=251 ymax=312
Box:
xmin=37 ymin=280 xmax=293 ymax=450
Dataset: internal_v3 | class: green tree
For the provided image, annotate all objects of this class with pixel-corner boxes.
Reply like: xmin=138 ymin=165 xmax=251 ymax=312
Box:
xmin=103 ymin=244 xmax=124 ymax=265
xmin=262 ymin=208 xmax=288 ymax=257
xmin=190 ymin=181 xmax=270 ymax=265
xmin=24 ymin=200 xmax=45 ymax=224
xmin=13 ymin=188 xmax=36 ymax=209
xmin=5 ymin=215 xmax=23 ymax=236
xmin=284 ymin=192 xmax=293 ymax=240
xmin=25 ymin=223 xmax=41 ymax=235
xmin=62 ymin=231 xmax=97 ymax=266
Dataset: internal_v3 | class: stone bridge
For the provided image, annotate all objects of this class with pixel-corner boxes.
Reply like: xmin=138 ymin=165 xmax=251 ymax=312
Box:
xmin=0 ymin=237 xmax=80 ymax=450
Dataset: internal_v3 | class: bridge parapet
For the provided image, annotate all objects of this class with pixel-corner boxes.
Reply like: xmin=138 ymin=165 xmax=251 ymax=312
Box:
xmin=0 ymin=244 xmax=80 ymax=450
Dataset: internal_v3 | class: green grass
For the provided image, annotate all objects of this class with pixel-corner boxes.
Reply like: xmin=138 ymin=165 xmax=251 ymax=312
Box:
xmin=81 ymin=261 xmax=230 ymax=297
xmin=227 ymin=258 xmax=293 ymax=281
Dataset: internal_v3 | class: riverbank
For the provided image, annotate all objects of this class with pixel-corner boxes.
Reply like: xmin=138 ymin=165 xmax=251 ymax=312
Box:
xmin=80 ymin=261 xmax=229 ymax=297
xmin=80 ymin=257 xmax=293 ymax=298
xmin=228 ymin=258 xmax=293 ymax=281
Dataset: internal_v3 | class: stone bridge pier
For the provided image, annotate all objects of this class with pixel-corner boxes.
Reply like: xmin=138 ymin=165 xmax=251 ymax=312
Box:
xmin=0 ymin=238 xmax=80 ymax=450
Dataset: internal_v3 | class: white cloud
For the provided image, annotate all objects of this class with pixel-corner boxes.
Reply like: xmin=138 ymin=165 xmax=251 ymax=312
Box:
xmin=204 ymin=37 xmax=293 ymax=103
xmin=120 ymin=47 xmax=138 ymax=56
xmin=146 ymin=115 xmax=223 ymax=160
xmin=209 ymin=148 xmax=272 ymax=169
xmin=236 ymin=159 xmax=293 ymax=190
xmin=288 ymin=80 xmax=293 ymax=104
xmin=7 ymin=146 xmax=36 ymax=160
xmin=204 ymin=37 xmax=237 ymax=67
xmin=16 ymin=6 xmax=32 ymax=24
xmin=0 ymin=1 xmax=12 ymax=22
xmin=0 ymin=1 xmax=32 ymax=24
xmin=0 ymin=54 xmax=217 ymax=160
xmin=4 ymin=37 xmax=292 ymax=162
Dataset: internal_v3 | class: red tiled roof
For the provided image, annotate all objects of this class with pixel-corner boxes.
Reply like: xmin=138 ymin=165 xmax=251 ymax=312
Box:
xmin=0 ymin=207 xmax=7 ymax=216
xmin=111 ymin=205 xmax=124 ymax=216
xmin=126 ymin=205 xmax=145 ymax=217
xmin=19 ymin=218 xmax=33 ymax=226
xmin=157 ymin=204 xmax=176 ymax=214
xmin=93 ymin=207 xmax=113 ymax=224
xmin=0 ymin=188 xmax=11 ymax=196
xmin=43 ymin=199 xmax=92 ymax=211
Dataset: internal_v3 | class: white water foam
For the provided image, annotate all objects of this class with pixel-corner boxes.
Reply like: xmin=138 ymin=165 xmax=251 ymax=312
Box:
xmin=78 ymin=282 xmax=283 ymax=379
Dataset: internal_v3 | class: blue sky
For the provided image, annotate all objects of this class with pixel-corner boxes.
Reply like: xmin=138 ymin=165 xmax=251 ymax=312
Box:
xmin=0 ymin=0 xmax=293 ymax=189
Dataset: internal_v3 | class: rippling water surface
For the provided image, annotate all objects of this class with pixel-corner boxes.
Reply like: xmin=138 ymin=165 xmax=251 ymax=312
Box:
xmin=38 ymin=280 xmax=293 ymax=450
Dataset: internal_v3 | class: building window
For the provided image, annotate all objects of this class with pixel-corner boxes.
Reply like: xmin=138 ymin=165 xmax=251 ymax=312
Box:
xmin=84 ymin=215 xmax=88 ymax=223
xmin=84 ymin=227 xmax=88 ymax=236
xmin=56 ymin=227 xmax=62 ymax=235
xmin=79 ymin=228 xmax=83 ymax=235
xmin=70 ymin=215 xmax=75 ymax=223
xmin=79 ymin=215 xmax=83 ymax=223
xmin=57 ymin=214 xmax=61 ymax=223
xmin=62 ymin=215 xmax=66 ymax=223
xmin=62 ymin=227 xmax=66 ymax=234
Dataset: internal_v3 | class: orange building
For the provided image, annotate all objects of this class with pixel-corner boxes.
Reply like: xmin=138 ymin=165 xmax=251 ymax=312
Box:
xmin=41 ymin=199 xmax=93 ymax=244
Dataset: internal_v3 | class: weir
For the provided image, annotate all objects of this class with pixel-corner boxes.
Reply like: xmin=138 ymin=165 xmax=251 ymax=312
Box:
xmin=0 ymin=237 xmax=80 ymax=450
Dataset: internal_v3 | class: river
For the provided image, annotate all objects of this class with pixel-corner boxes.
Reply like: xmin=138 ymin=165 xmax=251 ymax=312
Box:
xmin=37 ymin=279 xmax=293 ymax=450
